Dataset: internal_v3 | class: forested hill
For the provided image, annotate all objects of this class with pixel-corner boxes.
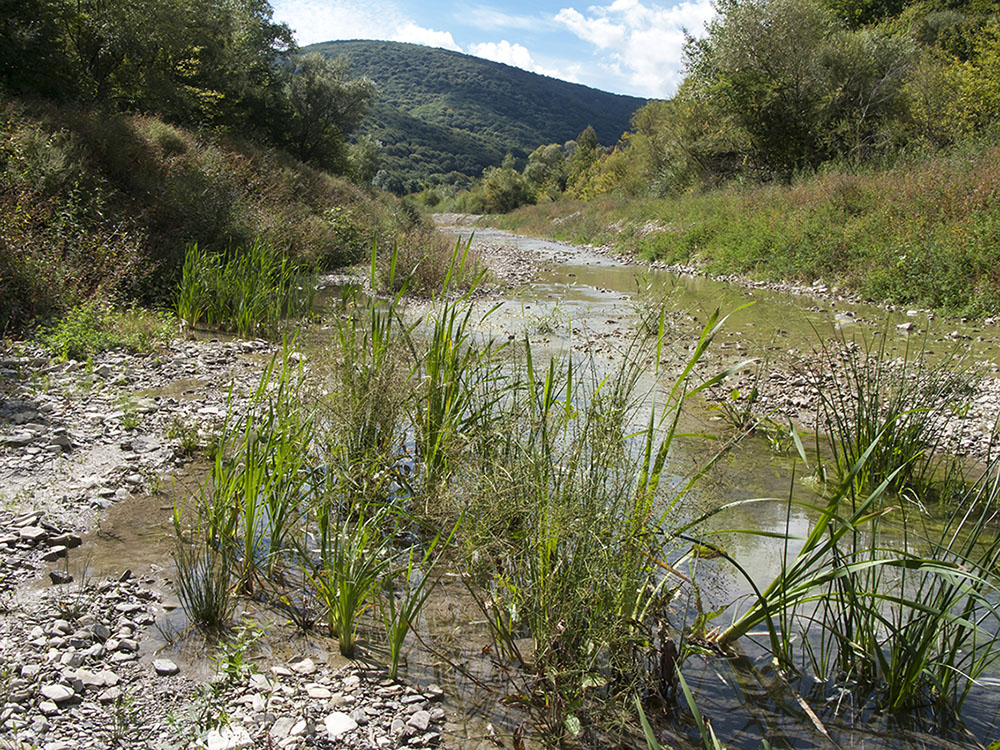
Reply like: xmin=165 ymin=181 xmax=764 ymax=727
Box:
xmin=304 ymin=40 xmax=645 ymax=190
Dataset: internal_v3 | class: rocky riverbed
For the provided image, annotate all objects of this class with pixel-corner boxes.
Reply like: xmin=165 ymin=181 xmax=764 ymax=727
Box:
xmin=0 ymin=338 xmax=469 ymax=749
xmin=4 ymin=223 xmax=1000 ymax=749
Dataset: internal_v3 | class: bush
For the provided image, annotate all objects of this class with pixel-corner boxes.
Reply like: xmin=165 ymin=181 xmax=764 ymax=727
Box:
xmin=38 ymin=300 xmax=175 ymax=360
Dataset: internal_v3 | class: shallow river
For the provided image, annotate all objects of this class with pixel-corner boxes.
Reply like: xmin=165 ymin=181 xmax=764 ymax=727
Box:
xmin=51 ymin=226 xmax=1000 ymax=748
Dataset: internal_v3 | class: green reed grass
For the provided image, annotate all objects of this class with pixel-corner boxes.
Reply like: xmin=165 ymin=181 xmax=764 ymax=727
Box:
xmin=380 ymin=520 xmax=457 ymax=679
xmin=413 ymin=238 xmax=506 ymax=495
xmin=710 ymin=436 xmax=1000 ymax=716
xmin=811 ymin=328 xmax=976 ymax=500
xmin=454 ymin=307 xmax=749 ymax=740
xmin=306 ymin=497 xmax=397 ymax=658
xmin=177 ymin=240 xmax=316 ymax=337
xmin=325 ymin=241 xmax=414 ymax=486
xmin=173 ymin=536 xmax=235 ymax=632
xmin=193 ymin=343 xmax=317 ymax=595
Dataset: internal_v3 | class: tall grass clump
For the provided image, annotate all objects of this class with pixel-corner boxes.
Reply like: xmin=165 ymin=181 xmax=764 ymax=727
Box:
xmin=306 ymin=493 xmax=397 ymax=658
xmin=173 ymin=537 xmax=235 ymax=632
xmin=374 ymin=232 xmax=487 ymax=298
xmin=713 ymin=443 xmax=1000 ymax=717
xmin=455 ymin=309 xmax=748 ymax=742
xmin=808 ymin=328 xmax=977 ymax=499
xmin=413 ymin=238 xmax=506 ymax=495
xmin=191 ymin=344 xmax=319 ymax=596
xmin=176 ymin=240 xmax=316 ymax=337
xmin=324 ymin=242 xmax=414 ymax=488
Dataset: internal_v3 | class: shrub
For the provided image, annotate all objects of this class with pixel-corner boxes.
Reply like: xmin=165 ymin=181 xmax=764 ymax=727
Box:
xmin=38 ymin=299 xmax=174 ymax=360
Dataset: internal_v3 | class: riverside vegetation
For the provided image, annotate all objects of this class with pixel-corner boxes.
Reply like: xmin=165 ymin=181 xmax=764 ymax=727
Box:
xmin=5 ymin=0 xmax=1000 ymax=746
xmin=162 ymin=235 xmax=1000 ymax=747
xmin=429 ymin=0 xmax=1000 ymax=319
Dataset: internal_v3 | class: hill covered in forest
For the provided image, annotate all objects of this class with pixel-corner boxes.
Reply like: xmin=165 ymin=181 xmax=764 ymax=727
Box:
xmin=304 ymin=40 xmax=645 ymax=190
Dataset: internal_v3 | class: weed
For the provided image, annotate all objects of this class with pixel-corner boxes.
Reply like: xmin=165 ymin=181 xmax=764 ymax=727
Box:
xmin=809 ymin=328 xmax=977 ymax=499
xmin=38 ymin=299 xmax=174 ymax=360
xmin=166 ymin=416 xmax=201 ymax=455
xmin=307 ymin=497 xmax=397 ymax=658
xmin=119 ymin=396 xmax=141 ymax=430
xmin=213 ymin=619 xmax=263 ymax=682
xmin=173 ymin=536 xmax=235 ymax=632
xmin=176 ymin=240 xmax=317 ymax=337
xmin=102 ymin=693 xmax=141 ymax=746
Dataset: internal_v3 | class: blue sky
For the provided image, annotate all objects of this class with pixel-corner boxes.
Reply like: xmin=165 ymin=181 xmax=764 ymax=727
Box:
xmin=270 ymin=0 xmax=718 ymax=98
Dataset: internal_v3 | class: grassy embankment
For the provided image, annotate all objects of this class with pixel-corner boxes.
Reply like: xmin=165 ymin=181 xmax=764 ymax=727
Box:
xmin=0 ymin=99 xmax=427 ymax=344
xmin=495 ymin=145 xmax=1000 ymax=317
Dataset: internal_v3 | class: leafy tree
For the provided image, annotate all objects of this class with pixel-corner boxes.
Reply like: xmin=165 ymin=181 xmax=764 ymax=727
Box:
xmin=523 ymin=143 xmax=567 ymax=199
xmin=279 ymin=53 xmax=376 ymax=170
xmin=566 ymin=125 xmax=602 ymax=194
xmin=349 ymin=134 xmax=383 ymax=186
xmin=481 ymin=162 xmax=534 ymax=213
xmin=683 ymin=0 xmax=913 ymax=178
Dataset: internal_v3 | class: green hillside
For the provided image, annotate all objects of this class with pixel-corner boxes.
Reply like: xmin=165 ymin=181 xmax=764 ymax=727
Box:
xmin=304 ymin=40 xmax=645 ymax=189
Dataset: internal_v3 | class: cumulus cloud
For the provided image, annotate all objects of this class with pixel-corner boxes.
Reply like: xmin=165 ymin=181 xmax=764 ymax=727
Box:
xmin=393 ymin=21 xmax=462 ymax=51
xmin=555 ymin=0 xmax=716 ymax=97
xmin=272 ymin=0 xmax=459 ymax=52
xmin=468 ymin=40 xmax=581 ymax=82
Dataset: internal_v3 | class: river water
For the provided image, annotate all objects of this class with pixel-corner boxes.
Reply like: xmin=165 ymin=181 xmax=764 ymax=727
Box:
xmin=51 ymin=226 xmax=1000 ymax=748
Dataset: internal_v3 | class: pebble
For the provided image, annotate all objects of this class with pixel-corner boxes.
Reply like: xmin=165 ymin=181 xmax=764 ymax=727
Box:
xmin=324 ymin=711 xmax=358 ymax=738
xmin=152 ymin=658 xmax=179 ymax=676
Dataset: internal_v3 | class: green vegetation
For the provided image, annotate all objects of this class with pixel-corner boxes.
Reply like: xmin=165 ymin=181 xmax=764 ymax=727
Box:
xmin=38 ymin=299 xmax=174 ymax=360
xmin=0 ymin=100 xmax=425 ymax=334
xmin=496 ymin=144 xmax=1000 ymax=316
xmin=176 ymin=241 xmax=316 ymax=337
xmin=172 ymin=262 xmax=1000 ymax=745
xmin=0 ymin=0 xmax=377 ymax=173
xmin=304 ymin=40 xmax=644 ymax=190
xmin=445 ymin=0 xmax=1000 ymax=317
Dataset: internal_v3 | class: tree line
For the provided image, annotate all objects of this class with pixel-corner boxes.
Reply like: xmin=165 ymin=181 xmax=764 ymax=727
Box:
xmin=429 ymin=0 xmax=998 ymax=210
xmin=0 ymin=0 xmax=378 ymax=175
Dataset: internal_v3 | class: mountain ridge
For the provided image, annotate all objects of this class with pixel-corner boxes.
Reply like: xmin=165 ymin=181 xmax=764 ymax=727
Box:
xmin=303 ymin=39 xmax=646 ymax=190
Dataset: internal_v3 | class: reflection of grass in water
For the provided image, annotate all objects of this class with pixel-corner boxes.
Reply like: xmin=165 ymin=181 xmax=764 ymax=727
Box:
xmin=709 ymin=441 xmax=1000 ymax=718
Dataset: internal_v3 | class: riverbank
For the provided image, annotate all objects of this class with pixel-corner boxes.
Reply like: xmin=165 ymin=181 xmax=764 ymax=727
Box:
xmin=0 ymin=337 xmax=461 ymax=748
xmin=4 ymin=223 xmax=1000 ymax=748
xmin=444 ymin=221 xmax=1000 ymax=466
xmin=482 ymin=145 xmax=1000 ymax=320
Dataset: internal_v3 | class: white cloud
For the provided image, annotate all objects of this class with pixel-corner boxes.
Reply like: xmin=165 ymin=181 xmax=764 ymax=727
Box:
xmin=468 ymin=40 xmax=582 ymax=82
xmin=393 ymin=21 xmax=462 ymax=51
xmin=554 ymin=8 xmax=625 ymax=49
xmin=272 ymin=0 xmax=459 ymax=52
xmin=463 ymin=5 xmax=547 ymax=31
xmin=555 ymin=0 xmax=716 ymax=97
xmin=271 ymin=0 xmax=390 ymax=45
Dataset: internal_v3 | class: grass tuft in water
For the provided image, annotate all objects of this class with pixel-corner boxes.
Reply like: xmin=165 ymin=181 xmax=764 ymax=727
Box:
xmin=176 ymin=240 xmax=316 ymax=337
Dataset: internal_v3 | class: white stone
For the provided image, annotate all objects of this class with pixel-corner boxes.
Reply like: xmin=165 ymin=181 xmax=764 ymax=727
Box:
xmin=305 ymin=683 xmax=331 ymax=699
xmin=269 ymin=717 xmax=296 ymax=740
xmin=40 ymin=684 xmax=74 ymax=703
xmin=324 ymin=711 xmax=358 ymax=739
xmin=289 ymin=657 xmax=316 ymax=675
xmin=206 ymin=724 xmax=252 ymax=750
xmin=407 ymin=710 xmax=431 ymax=732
